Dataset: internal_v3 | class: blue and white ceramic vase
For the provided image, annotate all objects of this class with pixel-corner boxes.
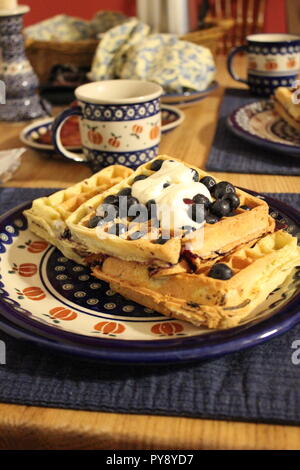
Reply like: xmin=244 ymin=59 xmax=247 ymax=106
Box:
xmin=0 ymin=5 xmax=50 ymax=121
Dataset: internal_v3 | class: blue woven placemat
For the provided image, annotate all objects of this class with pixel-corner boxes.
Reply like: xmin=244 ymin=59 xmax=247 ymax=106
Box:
xmin=205 ymin=88 xmax=300 ymax=175
xmin=0 ymin=187 xmax=300 ymax=424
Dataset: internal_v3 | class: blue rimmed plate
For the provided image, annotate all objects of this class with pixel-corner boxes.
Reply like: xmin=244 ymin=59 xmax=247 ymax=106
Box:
xmin=0 ymin=193 xmax=299 ymax=364
xmin=20 ymin=117 xmax=81 ymax=154
xmin=162 ymin=81 xmax=219 ymax=108
xmin=227 ymin=100 xmax=300 ymax=157
xmin=20 ymin=105 xmax=185 ymax=155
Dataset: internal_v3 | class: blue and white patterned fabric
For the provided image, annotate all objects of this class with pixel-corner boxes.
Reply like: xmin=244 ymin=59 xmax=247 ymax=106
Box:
xmin=24 ymin=15 xmax=92 ymax=41
xmin=90 ymin=11 xmax=128 ymax=36
xmin=91 ymin=18 xmax=150 ymax=79
xmin=90 ymin=19 xmax=216 ymax=93
xmin=24 ymin=12 xmax=129 ymax=42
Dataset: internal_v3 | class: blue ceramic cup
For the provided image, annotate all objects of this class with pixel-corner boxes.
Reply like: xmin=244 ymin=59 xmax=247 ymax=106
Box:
xmin=52 ymin=80 xmax=163 ymax=170
xmin=227 ymin=34 xmax=300 ymax=96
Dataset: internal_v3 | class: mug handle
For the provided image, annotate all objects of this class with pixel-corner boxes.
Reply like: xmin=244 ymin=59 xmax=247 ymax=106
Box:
xmin=52 ymin=106 xmax=87 ymax=162
xmin=227 ymin=45 xmax=248 ymax=85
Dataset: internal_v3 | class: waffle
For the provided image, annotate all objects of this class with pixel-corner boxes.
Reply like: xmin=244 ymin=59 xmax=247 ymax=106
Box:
xmin=67 ymin=156 xmax=274 ymax=267
xmin=273 ymin=87 xmax=300 ymax=132
xmin=92 ymin=230 xmax=300 ymax=329
xmin=24 ymin=165 xmax=133 ymax=264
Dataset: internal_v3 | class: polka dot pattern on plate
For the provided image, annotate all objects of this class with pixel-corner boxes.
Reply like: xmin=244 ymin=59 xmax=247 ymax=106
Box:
xmin=45 ymin=248 xmax=163 ymax=318
xmin=74 ymin=291 xmax=86 ymax=298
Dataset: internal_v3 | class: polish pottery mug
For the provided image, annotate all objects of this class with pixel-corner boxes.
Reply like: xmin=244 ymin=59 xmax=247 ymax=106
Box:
xmin=227 ymin=34 xmax=300 ymax=96
xmin=52 ymin=80 xmax=163 ymax=170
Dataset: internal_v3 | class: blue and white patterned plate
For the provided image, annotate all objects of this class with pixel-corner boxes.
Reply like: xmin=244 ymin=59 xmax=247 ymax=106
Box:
xmin=162 ymin=81 xmax=219 ymax=108
xmin=20 ymin=105 xmax=185 ymax=155
xmin=0 ymin=192 xmax=299 ymax=364
xmin=20 ymin=117 xmax=81 ymax=154
xmin=227 ymin=99 xmax=300 ymax=157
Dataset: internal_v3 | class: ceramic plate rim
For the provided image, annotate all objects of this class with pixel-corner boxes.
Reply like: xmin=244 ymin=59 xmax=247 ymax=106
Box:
xmin=20 ymin=117 xmax=81 ymax=152
xmin=0 ymin=192 xmax=300 ymax=363
xmin=162 ymin=80 xmax=219 ymax=99
xmin=227 ymin=100 xmax=300 ymax=156
xmin=160 ymin=104 xmax=185 ymax=132
xmin=161 ymin=81 xmax=219 ymax=107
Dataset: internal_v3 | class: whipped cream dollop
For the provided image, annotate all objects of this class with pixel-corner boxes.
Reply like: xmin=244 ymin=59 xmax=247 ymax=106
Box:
xmin=132 ymin=160 xmax=212 ymax=232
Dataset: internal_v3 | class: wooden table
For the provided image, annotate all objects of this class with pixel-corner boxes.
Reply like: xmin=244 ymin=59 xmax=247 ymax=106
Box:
xmin=0 ymin=57 xmax=300 ymax=450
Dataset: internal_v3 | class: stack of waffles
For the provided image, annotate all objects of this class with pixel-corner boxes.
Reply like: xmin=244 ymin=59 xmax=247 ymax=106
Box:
xmin=274 ymin=86 xmax=300 ymax=132
xmin=24 ymin=165 xmax=133 ymax=264
xmin=25 ymin=157 xmax=300 ymax=329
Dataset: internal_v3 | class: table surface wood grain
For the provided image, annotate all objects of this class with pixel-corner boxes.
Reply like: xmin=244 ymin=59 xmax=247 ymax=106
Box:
xmin=0 ymin=56 xmax=299 ymax=450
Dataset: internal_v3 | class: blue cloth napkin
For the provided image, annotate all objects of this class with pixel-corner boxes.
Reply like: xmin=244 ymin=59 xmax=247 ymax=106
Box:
xmin=0 ymin=187 xmax=300 ymax=424
xmin=205 ymin=88 xmax=300 ymax=175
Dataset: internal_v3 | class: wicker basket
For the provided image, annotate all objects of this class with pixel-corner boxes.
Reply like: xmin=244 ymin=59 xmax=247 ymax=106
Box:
xmin=25 ymin=18 xmax=233 ymax=83
xmin=25 ymin=37 xmax=99 ymax=83
xmin=180 ymin=18 xmax=234 ymax=57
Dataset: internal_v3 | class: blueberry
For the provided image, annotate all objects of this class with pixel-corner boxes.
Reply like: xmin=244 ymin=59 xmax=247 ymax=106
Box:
xmin=133 ymin=174 xmax=148 ymax=183
xmin=188 ymin=203 xmax=205 ymax=223
xmin=129 ymin=203 xmax=149 ymax=223
xmin=150 ymin=159 xmax=165 ymax=171
xmin=205 ymin=213 xmax=219 ymax=224
xmin=200 ymin=176 xmax=216 ymax=191
xmin=103 ymin=194 xmax=119 ymax=206
xmin=119 ymin=196 xmax=141 ymax=219
xmin=146 ymin=199 xmax=157 ymax=219
xmin=154 ymin=236 xmax=169 ymax=244
xmin=119 ymin=196 xmax=139 ymax=210
xmin=193 ymin=194 xmax=210 ymax=208
xmin=212 ymin=181 xmax=236 ymax=199
xmin=191 ymin=169 xmax=199 ymax=182
xmin=210 ymin=199 xmax=231 ymax=217
xmin=99 ymin=205 xmax=118 ymax=221
xmin=163 ymin=182 xmax=170 ymax=188
xmin=129 ymin=231 xmax=146 ymax=240
xmin=146 ymin=199 xmax=156 ymax=208
xmin=208 ymin=263 xmax=233 ymax=280
xmin=126 ymin=196 xmax=140 ymax=208
xmin=61 ymin=228 xmax=71 ymax=239
xmin=240 ymin=205 xmax=251 ymax=211
xmin=88 ymin=216 xmax=104 ymax=228
xmin=222 ymin=193 xmax=240 ymax=210
xmin=108 ymin=223 xmax=127 ymax=236
xmin=118 ymin=187 xmax=132 ymax=197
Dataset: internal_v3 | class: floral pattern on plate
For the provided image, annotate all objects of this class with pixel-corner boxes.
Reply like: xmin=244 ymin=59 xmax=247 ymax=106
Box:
xmin=227 ymin=100 xmax=300 ymax=157
xmin=0 ymin=210 xmax=195 ymax=341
